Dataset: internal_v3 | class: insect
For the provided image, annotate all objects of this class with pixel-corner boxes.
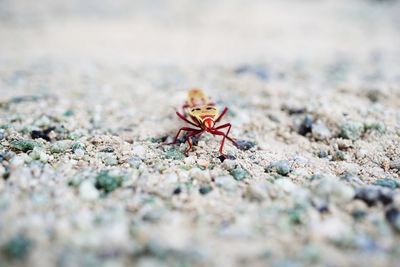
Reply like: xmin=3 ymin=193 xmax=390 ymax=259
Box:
xmin=169 ymin=89 xmax=237 ymax=156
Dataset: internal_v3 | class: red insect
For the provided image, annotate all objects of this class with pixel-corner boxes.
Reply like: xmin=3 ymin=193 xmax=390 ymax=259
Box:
xmin=169 ymin=89 xmax=237 ymax=156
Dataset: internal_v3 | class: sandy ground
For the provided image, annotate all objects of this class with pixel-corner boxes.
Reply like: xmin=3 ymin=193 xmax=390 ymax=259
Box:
xmin=1 ymin=1 xmax=400 ymax=267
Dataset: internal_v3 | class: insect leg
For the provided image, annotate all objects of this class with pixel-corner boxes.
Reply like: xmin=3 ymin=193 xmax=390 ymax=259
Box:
xmin=168 ymin=127 xmax=201 ymax=145
xmin=183 ymin=129 xmax=203 ymax=155
xmin=214 ymin=107 xmax=228 ymax=123
xmin=176 ymin=111 xmax=199 ymax=127
xmin=214 ymin=123 xmax=238 ymax=146
xmin=209 ymin=129 xmax=231 ymax=154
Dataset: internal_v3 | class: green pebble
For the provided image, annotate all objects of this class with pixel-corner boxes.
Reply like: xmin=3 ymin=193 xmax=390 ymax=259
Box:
xmin=10 ymin=140 xmax=40 ymax=152
xmin=199 ymin=185 xmax=213 ymax=195
xmin=163 ymin=147 xmax=185 ymax=160
xmin=71 ymin=142 xmax=85 ymax=152
xmin=229 ymin=166 xmax=249 ymax=181
xmin=95 ymin=171 xmax=123 ymax=193
xmin=364 ymin=122 xmax=386 ymax=134
xmin=50 ymin=141 xmax=71 ymax=153
xmin=2 ymin=234 xmax=32 ymax=260
xmin=63 ymin=109 xmax=74 ymax=117
xmin=266 ymin=160 xmax=291 ymax=176
xmin=339 ymin=121 xmax=365 ymax=140
xmin=332 ymin=151 xmax=346 ymax=161
xmin=374 ymin=178 xmax=399 ymax=189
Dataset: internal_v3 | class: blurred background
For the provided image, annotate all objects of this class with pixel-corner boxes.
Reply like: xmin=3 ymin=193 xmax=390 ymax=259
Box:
xmin=0 ymin=0 xmax=399 ymax=66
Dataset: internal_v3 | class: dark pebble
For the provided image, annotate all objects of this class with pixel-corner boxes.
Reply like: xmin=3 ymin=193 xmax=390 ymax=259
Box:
xmin=235 ymin=140 xmax=256 ymax=151
xmin=199 ymin=185 xmax=213 ymax=195
xmin=385 ymin=207 xmax=400 ymax=232
xmin=298 ymin=115 xmax=314 ymax=136
xmin=352 ymin=210 xmax=367 ymax=220
xmin=2 ymin=234 xmax=32 ymax=260
xmin=354 ymin=186 xmax=393 ymax=206
xmin=218 ymin=154 xmax=236 ymax=162
xmin=317 ymin=149 xmax=328 ymax=158
xmin=173 ymin=187 xmax=181 ymax=195
xmin=150 ymin=135 xmax=169 ymax=143
xmin=100 ymin=147 xmax=115 ymax=153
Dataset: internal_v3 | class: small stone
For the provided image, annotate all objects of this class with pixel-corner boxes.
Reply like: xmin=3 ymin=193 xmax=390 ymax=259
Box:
xmin=221 ymin=159 xmax=236 ymax=170
xmin=100 ymin=146 xmax=114 ymax=153
xmin=217 ymin=154 xmax=236 ymax=162
xmin=2 ymin=234 xmax=32 ymax=260
xmin=364 ymin=121 xmax=386 ymax=134
xmin=197 ymin=159 xmax=209 ymax=168
xmin=332 ymin=151 xmax=346 ymax=161
xmin=74 ymin=149 xmax=85 ymax=157
xmin=355 ymin=186 xmax=393 ymax=206
xmin=339 ymin=121 xmax=365 ymax=140
xmin=173 ymin=187 xmax=182 ymax=195
xmin=229 ymin=166 xmax=249 ymax=181
xmin=95 ymin=171 xmax=123 ymax=193
xmin=312 ymin=122 xmax=331 ymax=140
xmin=79 ymin=180 xmax=100 ymax=200
xmin=190 ymin=168 xmax=211 ymax=182
xmin=29 ymin=147 xmax=48 ymax=162
xmin=275 ymin=178 xmax=297 ymax=193
xmin=10 ymin=140 xmax=40 ymax=152
xmin=199 ymin=185 xmax=213 ymax=195
xmin=385 ymin=207 xmax=400 ymax=232
xmin=101 ymin=154 xmax=118 ymax=166
xmin=50 ymin=140 xmax=71 ymax=153
xmin=245 ymin=182 xmax=268 ymax=201
xmin=374 ymin=178 xmax=399 ymax=189
xmin=317 ymin=149 xmax=329 ymax=158
xmin=235 ymin=140 xmax=256 ymax=151
xmin=71 ymin=142 xmax=85 ymax=151
xmin=163 ymin=147 xmax=184 ymax=160
xmin=298 ymin=115 xmax=313 ymax=136
xmin=215 ymin=176 xmax=237 ymax=191
xmin=389 ymin=160 xmax=400 ymax=171
xmin=266 ymin=160 xmax=291 ymax=176
xmin=314 ymin=176 xmax=355 ymax=204
xmin=30 ymin=127 xmax=55 ymax=141
xmin=132 ymin=145 xmax=146 ymax=158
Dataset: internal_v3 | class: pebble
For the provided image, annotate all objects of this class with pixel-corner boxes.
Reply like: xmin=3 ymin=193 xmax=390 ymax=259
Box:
xmin=266 ymin=160 xmax=291 ymax=176
xmin=314 ymin=176 xmax=355 ymax=204
xmin=163 ymin=147 xmax=185 ymax=160
xmin=2 ymin=233 xmax=32 ymax=260
xmin=245 ymin=182 xmax=269 ymax=201
xmin=234 ymin=140 xmax=256 ymax=151
xmin=199 ymin=185 xmax=213 ymax=195
xmin=132 ymin=145 xmax=146 ymax=158
xmin=298 ymin=115 xmax=313 ymax=136
xmin=79 ymin=180 xmax=100 ymax=200
xmin=385 ymin=207 xmax=400 ymax=232
xmin=355 ymin=186 xmax=393 ymax=206
xmin=311 ymin=122 xmax=331 ymax=140
xmin=10 ymin=140 xmax=40 ymax=152
xmin=389 ymin=160 xmax=400 ymax=171
xmin=229 ymin=166 xmax=249 ymax=181
xmin=95 ymin=171 xmax=123 ymax=193
xmin=275 ymin=178 xmax=297 ymax=193
xmin=215 ymin=176 xmax=237 ymax=191
xmin=29 ymin=147 xmax=49 ymax=162
xmin=364 ymin=121 xmax=386 ymax=134
xmin=373 ymin=178 xmax=399 ymax=189
xmin=50 ymin=140 xmax=71 ymax=153
xmin=339 ymin=121 xmax=365 ymax=140
xmin=190 ymin=168 xmax=211 ymax=182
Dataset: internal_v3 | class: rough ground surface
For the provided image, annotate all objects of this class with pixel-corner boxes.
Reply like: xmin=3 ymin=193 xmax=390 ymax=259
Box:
xmin=1 ymin=1 xmax=400 ymax=267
